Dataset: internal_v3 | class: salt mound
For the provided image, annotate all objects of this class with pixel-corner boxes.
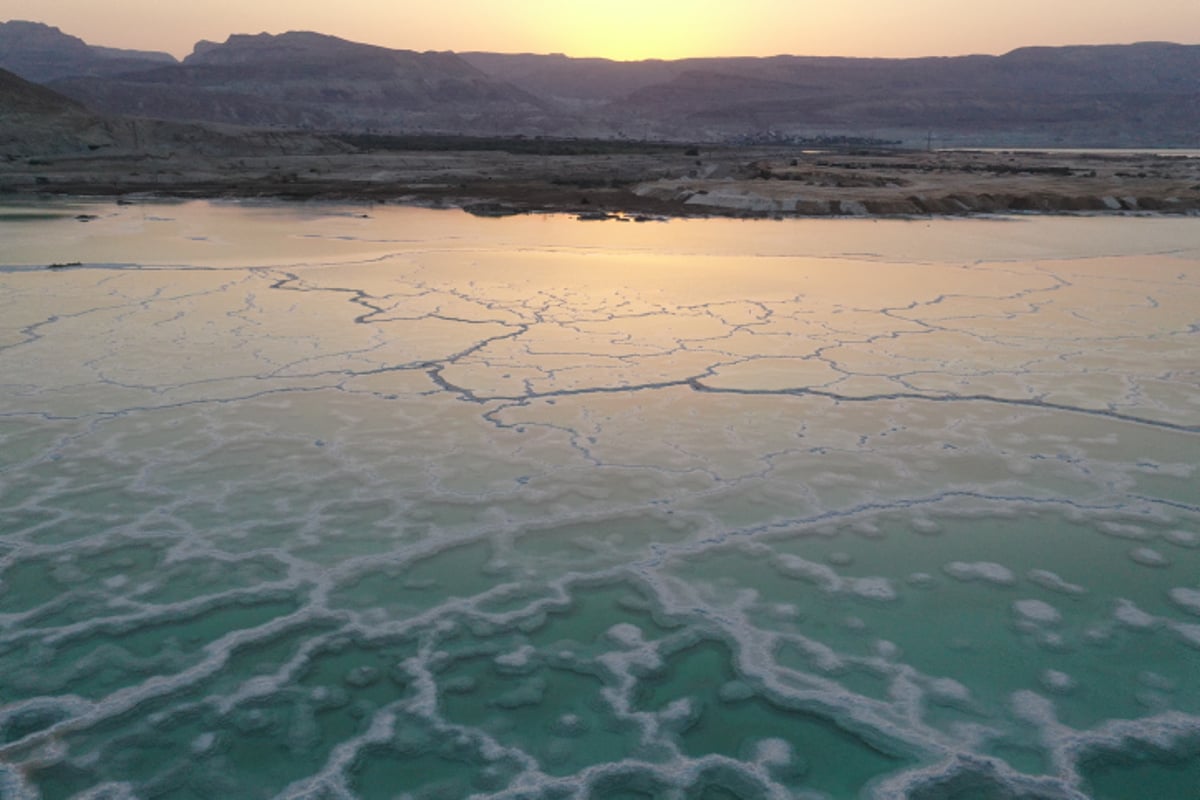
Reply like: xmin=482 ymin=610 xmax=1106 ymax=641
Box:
xmin=943 ymin=562 xmax=1017 ymax=586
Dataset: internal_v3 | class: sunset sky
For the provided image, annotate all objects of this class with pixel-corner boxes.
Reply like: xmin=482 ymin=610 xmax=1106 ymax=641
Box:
xmin=2 ymin=0 xmax=1198 ymax=60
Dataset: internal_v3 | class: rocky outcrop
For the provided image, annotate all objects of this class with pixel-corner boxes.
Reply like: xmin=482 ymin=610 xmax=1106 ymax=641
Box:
xmin=3 ymin=20 xmax=1199 ymax=147
xmin=42 ymin=31 xmax=575 ymax=137
xmin=0 ymin=20 xmax=177 ymax=83
xmin=0 ymin=67 xmax=118 ymax=156
xmin=467 ymin=44 xmax=1200 ymax=147
xmin=0 ymin=67 xmax=346 ymax=160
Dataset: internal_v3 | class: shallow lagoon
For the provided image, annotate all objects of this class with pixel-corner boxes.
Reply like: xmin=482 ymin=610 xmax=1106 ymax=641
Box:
xmin=1 ymin=202 xmax=1198 ymax=799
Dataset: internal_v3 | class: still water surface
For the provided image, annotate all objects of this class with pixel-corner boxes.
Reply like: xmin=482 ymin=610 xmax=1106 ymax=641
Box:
xmin=1 ymin=202 xmax=1198 ymax=799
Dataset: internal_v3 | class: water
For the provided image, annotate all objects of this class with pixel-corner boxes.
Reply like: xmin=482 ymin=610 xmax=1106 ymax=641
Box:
xmin=0 ymin=201 xmax=1198 ymax=799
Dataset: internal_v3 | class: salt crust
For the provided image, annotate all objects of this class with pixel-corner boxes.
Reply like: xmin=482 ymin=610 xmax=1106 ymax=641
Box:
xmin=1027 ymin=569 xmax=1086 ymax=596
xmin=2 ymin=219 xmax=1200 ymax=799
xmin=1168 ymin=587 xmax=1200 ymax=616
xmin=1013 ymin=599 xmax=1062 ymax=626
xmin=943 ymin=562 xmax=1017 ymax=586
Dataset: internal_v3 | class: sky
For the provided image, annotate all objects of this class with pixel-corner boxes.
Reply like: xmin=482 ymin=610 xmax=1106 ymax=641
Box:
xmin=2 ymin=0 xmax=1198 ymax=61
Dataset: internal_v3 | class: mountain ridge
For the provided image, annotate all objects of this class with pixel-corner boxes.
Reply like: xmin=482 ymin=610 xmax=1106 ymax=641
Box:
xmin=0 ymin=20 xmax=177 ymax=82
xmin=2 ymin=20 xmax=1198 ymax=146
xmin=10 ymin=26 xmax=572 ymax=136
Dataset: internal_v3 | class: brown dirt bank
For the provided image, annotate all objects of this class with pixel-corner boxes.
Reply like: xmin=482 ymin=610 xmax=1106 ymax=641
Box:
xmin=3 ymin=146 xmax=1199 ymax=218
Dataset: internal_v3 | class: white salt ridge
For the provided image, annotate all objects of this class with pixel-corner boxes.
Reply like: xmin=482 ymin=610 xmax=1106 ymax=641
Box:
xmin=875 ymin=640 xmax=902 ymax=660
xmin=753 ymin=737 xmax=793 ymax=766
xmin=718 ymin=680 xmax=756 ymax=703
xmin=495 ymin=644 xmax=537 ymax=669
xmin=189 ymin=731 xmax=217 ymax=755
xmin=1174 ymin=623 xmax=1200 ymax=649
xmin=773 ymin=553 xmax=897 ymax=602
xmin=605 ymin=624 xmax=645 ymax=648
xmin=1097 ymin=521 xmax=1152 ymax=540
xmin=910 ymin=517 xmax=941 ymax=535
xmin=1168 ymin=587 xmax=1200 ymax=616
xmin=1027 ymin=569 xmax=1087 ymax=596
xmin=774 ymin=554 xmax=840 ymax=586
xmin=943 ymin=561 xmax=1017 ymax=586
xmin=927 ymin=677 xmax=972 ymax=706
xmin=1114 ymin=599 xmax=1159 ymax=629
xmin=1013 ymin=599 xmax=1062 ymax=625
xmin=1128 ymin=547 xmax=1171 ymax=568
xmin=1166 ymin=530 xmax=1200 ymax=549
xmin=850 ymin=576 xmax=898 ymax=602
xmin=1039 ymin=670 xmax=1076 ymax=694
xmin=907 ymin=573 xmax=937 ymax=589
xmin=659 ymin=697 xmax=695 ymax=724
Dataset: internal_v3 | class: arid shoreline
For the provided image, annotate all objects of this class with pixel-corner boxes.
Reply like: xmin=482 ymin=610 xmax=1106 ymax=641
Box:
xmin=3 ymin=145 xmax=1199 ymax=218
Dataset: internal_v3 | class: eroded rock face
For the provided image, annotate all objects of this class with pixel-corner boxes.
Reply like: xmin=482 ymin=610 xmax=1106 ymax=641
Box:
xmin=5 ymin=18 xmax=1200 ymax=146
xmin=0 ymin=66 xmax=117 ymax=156
xmin=0 ymin=67 xmax=347 ymax=160
xmin=0 ymin=20 xmax=175 ymax=83
xmin=42 ymin=31 xmax=571 ymax=137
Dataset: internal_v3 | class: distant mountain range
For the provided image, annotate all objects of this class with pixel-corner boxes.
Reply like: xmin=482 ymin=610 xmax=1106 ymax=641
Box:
xmin=2 ymin=20 xmax=1199 ymax=147
xmin=0 ymin=20 xmax=174 ymax=82
xmin=0 ymin=63 xmax=340 ymax=159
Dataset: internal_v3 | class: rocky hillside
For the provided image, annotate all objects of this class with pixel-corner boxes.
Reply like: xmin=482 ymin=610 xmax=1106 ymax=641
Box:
xmin=464 ymin=44 xmax=1200 ymax=146
xmin=0 ymin=66 xmax=85 ymax=114
xmin=0 ymin=21 xmax=175 ymax=83
xmin=0 ymin=66 xmax=125 ymax=156
xmin=0 ymin=66 xmax=345 ymax=160
xmin=43 ymin=31 xmax=576 ymax=136
xmin=3 ymin=19 xmax=1198 ymax=147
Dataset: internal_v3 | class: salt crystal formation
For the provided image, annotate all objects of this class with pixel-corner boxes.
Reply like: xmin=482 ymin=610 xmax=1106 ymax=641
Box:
xmin=1 ymin=203 xmax=1198 ymax=799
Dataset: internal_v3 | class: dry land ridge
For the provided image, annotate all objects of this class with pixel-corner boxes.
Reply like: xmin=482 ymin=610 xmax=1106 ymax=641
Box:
xmin=3 ymin=143 xmax=1200 ymax=219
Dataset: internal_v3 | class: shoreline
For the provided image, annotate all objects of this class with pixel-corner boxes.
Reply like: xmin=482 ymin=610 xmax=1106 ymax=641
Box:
xmin=3 ymin=146 xmax=1199 ymax=220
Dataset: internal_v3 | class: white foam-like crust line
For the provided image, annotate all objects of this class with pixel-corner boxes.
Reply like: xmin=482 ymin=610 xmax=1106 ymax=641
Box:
xmin=0 ymin=606 xmax=345 ymax=760
xmin=1009 ymin=690 xmax=1200 ymax=793
xmin=0 ymin=768 xmax=37 ymax=800
xmin=864 ymin=752 xmax=1095 ymax=800
xmin=639 ymin=569 xmax=954 ymax=760
xmin=1027 ymin=570 xmax=1088 ymax=596
xmin=257 ymin=648 xmax=810 ymax=800
xmin=1169 ymin=587 xmax=1200 ymax=616
xmin=4 ymin=492 xmax=1200 ymax=770
xmin=1 ymin=421 xmax=1193 ymax=564
xmin=0 ymin=563 xmax=926 ymax=797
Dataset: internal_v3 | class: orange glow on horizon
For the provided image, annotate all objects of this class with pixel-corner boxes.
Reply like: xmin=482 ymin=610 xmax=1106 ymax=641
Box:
xmin=1 ymin=0 xmax=1197 ymax=61
xmin=509 ymin=1 xmax=738 ymax=62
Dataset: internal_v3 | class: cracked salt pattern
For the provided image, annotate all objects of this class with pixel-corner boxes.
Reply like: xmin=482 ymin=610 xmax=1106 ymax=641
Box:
xmin=1 ymin=201 xmax=1198 ymax=799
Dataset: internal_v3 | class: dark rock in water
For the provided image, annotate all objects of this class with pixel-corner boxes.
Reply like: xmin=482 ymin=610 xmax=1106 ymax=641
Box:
xmin=463 ymin=202 xmax=524 ymax=218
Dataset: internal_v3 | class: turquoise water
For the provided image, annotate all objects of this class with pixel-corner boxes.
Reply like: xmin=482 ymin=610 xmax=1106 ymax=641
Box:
xmin=0 ymin=202 xmax=1198 ymax=799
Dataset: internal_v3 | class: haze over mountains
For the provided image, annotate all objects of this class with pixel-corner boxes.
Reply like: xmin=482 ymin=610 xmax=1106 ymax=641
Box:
xmin=2 ymin=20 xmax=1199 ymax=148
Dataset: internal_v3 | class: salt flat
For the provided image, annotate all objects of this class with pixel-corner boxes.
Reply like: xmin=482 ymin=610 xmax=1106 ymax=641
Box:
xmin=1 ymin=203 xmax=1198 ymax=799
